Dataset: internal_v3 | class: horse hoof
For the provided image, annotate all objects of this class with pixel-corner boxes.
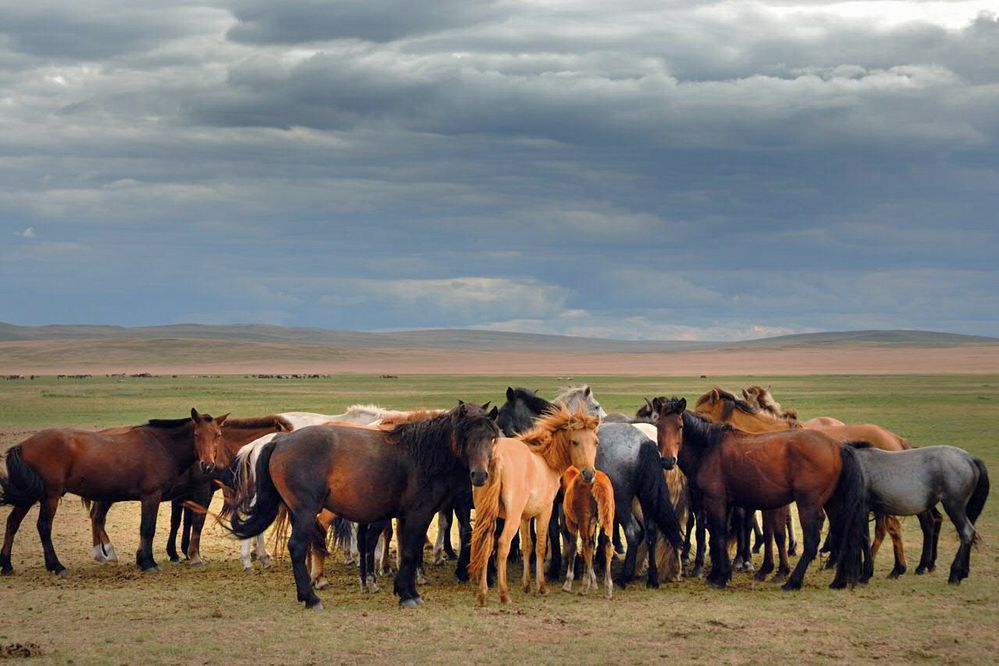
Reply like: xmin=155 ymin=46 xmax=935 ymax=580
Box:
xmin=55 ymin=568 xmax=69 ymax=578
xmin=313 ymin=578 xmax=329 ymax=591
xmin=188 ymin=560 xmax=206 ymax=568
xmin=562 ymin=582 xmax=573 ymax=593
xmin=455 ymin=570 xmax=469 ymax=583
xmin=770 ymin=573 xmax=788 ymax=584
xmin=0 ymin=568 xmax=12 ymax=577
xmin=400 ymin=598 xmax=421 ymax=609
xmin=706 ymin=579 xmax=727 ymax=590
xmin=306 ymin=601 xmax=324 ymax=611
xmin=948 ymin=576 xmax=961 ymax=585
xmin=143 ymin=566 xmax=161 ymax=574
xmin=780 ymin=581 xmax=801 ymax=592
xmin=259 ymin=557 xmax=273 ymax=569
xmin=168 ymin=556 xmax=180 ymax=563
xmin=753 ymin=570 xmax=769 ymax=582
xmin=888 ymin=568 xmax=905 ymax=579
xmin=646 ymin=579 xmax=660 ymax=589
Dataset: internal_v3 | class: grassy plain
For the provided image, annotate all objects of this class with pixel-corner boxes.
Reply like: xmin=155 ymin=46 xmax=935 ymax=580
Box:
xmin=1 ymin=374 xmax=997 ymax=664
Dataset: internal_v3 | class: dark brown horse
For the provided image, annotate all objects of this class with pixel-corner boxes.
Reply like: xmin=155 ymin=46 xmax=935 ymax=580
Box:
xmin=654 ymin=398 xmax=867 ymax=590
xmin=86 ymin=415 xmax=292 ymax=566
xmin=1 ymin=408 xmax=225 ymax=575
xmin=224 ymin=402 xmax=499 ymax=609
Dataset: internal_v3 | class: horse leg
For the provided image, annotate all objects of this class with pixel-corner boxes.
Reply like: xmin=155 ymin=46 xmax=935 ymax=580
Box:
xmin=135 ymin=496 xmax=161 ymax=573
xmin=288 ymin=511 xmax=323 ymax=609
xmin=751 ymin=511 xmax=763 ymax=554
xmin=256 ymin=532 xmax=272 ymax=568
xmin=491 ymin=510 xmax=520 ymax=604
xmin=601 ymin=527 xmax=614 ymax=598
xmin=869 ymin=513 xmax=887 ymax=567
xmin=755 ymin=509 xmax=776 ymax=582
xmin=453 ymin=487 xmax=473 ymax=582
xmin=581 ymin=523 xmax=596 ymax=595
xmin=1 ymin=504 xmax=30 ymax=575
xmin=545 ymin=492 xmax=563 ymax=581
xmin=520 ymin=519 xmax=534 ymax=593
xmin=166 ymin=500 xmax=183 ymax=562
xmin=884 ymin=514 xmax=906 ymax=578
xmin=681 ymin=510 xmax=694 ymax=567
xmin=185 ymin=485 xmax=214 ymax=566
xmin=394 ymin=508 xmax=436 ymax=607
xmin=704 ymin=500 xmax=731 ymax=589
xmin=561 ymin=527 xmax=578 ymax=593
xmin=35 ymin=496 xmax=67 ymax=576
xmin=782 ymin=506 xmax=822 ymax=591
xmin=741 ymin=510 xmax=755 ymax=573
xmin=90 ymin=501 xmax=117 ymax=563
xmin=241 ymin=538 xmax=254 ymax=571
xmin=915 ymin=509 xmax=937 ymax=575
xmin=613 ymin=520 xmax=625 ymax=556
xmin=644 ymin=516 xmax=660 ymax=589
xmin=180 ymin=504 xmax=192 ymax=562
xmin=433 ymin=509 xmax=450 ymax=564
xmin=690 ymin=508 xmax=707 ymax=579
xmin=357 ymin=523 xmax=370 ymax=592
xmin=929 ymin=506 xmax=943 ymax=572
xmin=534 ymin=505 xmax=552 ymax=595
xmin=773 ymin=508 xmax=791 ymax=583
xmin=943 ymin=500 xmax=975 ymax=584
xmin=614 ymin=512 xmax=642 ymax=588
xmin=786 ymin=510 xmax=798 ymax=556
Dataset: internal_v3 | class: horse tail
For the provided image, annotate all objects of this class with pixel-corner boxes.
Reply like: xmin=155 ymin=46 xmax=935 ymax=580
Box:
xmin=469 ymin=454 xmax=503 ymax=581
xmin=967 ymin=457 xmax=990 ymax=536
xmin=0 ymin=446 xmax=45 ymax=508
xmin=227 ymin=440 xmax=283 ymax=539
xmin=831 ymin=445 xmax=867 ymax=587
xmin=638 ymin=446 xmax=683 ymax=549
xmin=331 ymin=516 xmax=354 ymax=555
xmin=593 ymin=471 xmax=616 ymax=539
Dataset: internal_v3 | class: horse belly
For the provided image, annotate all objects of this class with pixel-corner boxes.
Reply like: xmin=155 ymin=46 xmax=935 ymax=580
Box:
xmin=867 ymin=470 xmax=933 ymax=516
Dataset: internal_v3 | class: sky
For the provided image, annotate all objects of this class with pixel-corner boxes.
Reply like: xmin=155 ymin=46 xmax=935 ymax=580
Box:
xmin=1 ymin=1 xmax=997 ymax=341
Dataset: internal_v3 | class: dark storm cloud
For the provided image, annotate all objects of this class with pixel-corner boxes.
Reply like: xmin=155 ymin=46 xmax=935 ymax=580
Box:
xmin=1 ymin=1 xmax=997 ymax=339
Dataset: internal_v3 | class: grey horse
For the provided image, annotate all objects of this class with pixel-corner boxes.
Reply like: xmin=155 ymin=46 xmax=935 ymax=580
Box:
xmin=849 ymin=444 xmax=989 ymax=584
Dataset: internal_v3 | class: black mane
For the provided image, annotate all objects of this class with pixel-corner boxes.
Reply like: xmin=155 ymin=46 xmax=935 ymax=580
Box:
xmin=145 ymin=417 xmax=196 ymax=429
xmin=387 ymin=408 xmax=497 ymax=478
xmin=681 ymin=411 xmax=732 ymax=449
xmin=508 ymin=387 xmax=553 ymax=414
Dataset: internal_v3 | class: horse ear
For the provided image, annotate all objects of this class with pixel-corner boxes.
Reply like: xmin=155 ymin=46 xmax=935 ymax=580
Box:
xmin=711 ymin=388 xmax=720 ymax=402
xmin=487 ymin=406 xmax=499 ymax=421
xmin=458 ymin=401 xmax=467 ymax=416
xmin=679 ymin=398 xmax=687 ymax=411
xmin=506 ymin=387 xmax=515 ymax=401
xmin=482 ymin=401 xmax=491 ymax=411
xmin=741 ymin=388 xmax=750 ymax=400
xmin=191 ymin=407 xmax=200 ymax=423
xmin=216 ymin=413 xmax=230 ymax=426
xmin=584 ymin=386 xmax=591 ymax=397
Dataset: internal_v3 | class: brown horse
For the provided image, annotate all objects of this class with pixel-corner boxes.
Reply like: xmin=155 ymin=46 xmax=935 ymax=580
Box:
xmin=655 ymin=398 xmax=867 ymax=590
xmin=470 ymin=405 xmax=600 ymax=606
xmin=86 ymin=415 xmax=292 ymax=566
xmin=561 ymin=466 xmax=615 ymax=598
xmin=1 ymin=408 xmax=225 ymax=575
xmin=695 ymin=387 xmax=926 ymax=577
xmin=224 ymin=402 xmax=499 ymax=609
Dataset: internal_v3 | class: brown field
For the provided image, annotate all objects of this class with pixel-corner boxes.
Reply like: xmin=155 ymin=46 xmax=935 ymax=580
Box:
xmin=1 ymin=374 xmax=998 ymax=665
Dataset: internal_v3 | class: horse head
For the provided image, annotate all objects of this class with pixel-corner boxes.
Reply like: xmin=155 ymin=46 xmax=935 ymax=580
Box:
xmin=653 ymin=397 xmax=686 ymax=470
xmin=190 ymin=407 xmax=227 ymax=474
xmin=452 ymin=401 xmax=500 ymax=487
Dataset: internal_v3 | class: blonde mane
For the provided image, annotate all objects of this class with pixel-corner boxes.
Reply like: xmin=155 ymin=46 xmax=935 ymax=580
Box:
xmin=518 ymin=405 xmax=600 ymax=472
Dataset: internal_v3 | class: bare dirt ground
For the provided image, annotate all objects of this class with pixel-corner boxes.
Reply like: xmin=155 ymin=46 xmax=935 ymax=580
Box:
xmin=3 ymin=340 xmax=999 ymax=375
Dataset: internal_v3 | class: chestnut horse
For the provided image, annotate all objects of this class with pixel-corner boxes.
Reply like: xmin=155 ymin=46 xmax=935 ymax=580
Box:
xmin=224 ymin=402 xmax=498 ymax=609
xmin=740 ymin=385 xmax=845 ymax=428
xmin=470 ymin=405 xmax=600 ymax=606
xmin=694 ymin=388 xmax=935 ymax=578
xmin=561 ymin=465 xmax=615 ymax=598
xmin=1 ymin=408 xmax=224 ymax=575
xmin=86 ymin=415 xmax=292 ymax=566
xmin=655 ymin=399 xmax=868 ymax=590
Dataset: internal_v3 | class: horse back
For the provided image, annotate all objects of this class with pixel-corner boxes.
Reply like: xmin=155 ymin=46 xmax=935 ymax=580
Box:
xmin=812 ymin=424 xmax=907 ymax=451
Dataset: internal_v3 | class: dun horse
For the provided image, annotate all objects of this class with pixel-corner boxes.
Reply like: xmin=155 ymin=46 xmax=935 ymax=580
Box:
xmin=1 ymin=409 xmax=224 ymax=575
xmin=224 ymin=402 xmax=498 ymax=609
xmin=470 ymin=405 xmax=600 ymax=605
xmin=561 ymin=466 xmax=615 ymax=598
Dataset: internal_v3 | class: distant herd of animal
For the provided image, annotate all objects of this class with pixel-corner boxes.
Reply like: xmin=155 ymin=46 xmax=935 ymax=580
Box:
xmin=0 ymin=384 xmax=989 ymax=609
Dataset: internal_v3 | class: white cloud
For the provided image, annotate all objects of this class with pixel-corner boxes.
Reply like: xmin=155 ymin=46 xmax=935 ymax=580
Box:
xmin=17 ymin=226 xmax=36 ymax=238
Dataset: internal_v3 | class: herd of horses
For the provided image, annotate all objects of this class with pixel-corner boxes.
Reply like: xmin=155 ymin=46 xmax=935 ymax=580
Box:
xmin=0 ymin=384 xmax=989 ymax=610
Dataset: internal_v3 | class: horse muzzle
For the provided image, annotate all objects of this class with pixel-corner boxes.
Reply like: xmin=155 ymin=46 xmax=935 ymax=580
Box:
xmin=660 ymin=456 xmax=677 ymax=471
xmin=199 ymin=461 xmax=216 ymax=475
xmin=580 ymin=468 xmax=596 ymax=484
xmin=470 ymin=469 xmax=489 ymax=487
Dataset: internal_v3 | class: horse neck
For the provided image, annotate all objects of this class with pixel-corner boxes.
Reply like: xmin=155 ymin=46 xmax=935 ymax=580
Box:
xmin=221 ymin=426 xmax=281 ymax=457
xmin=524 ymin=431 xmax=573 ymax=474
xmin=142 ymin=422 xmax=198 ymax=466
xmin=731 ymin=411 xmax=789 ymax=433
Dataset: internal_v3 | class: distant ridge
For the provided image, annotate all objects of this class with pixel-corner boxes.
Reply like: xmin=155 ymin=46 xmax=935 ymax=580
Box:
xmin=0 ymin=322 xmax=994 ymax=351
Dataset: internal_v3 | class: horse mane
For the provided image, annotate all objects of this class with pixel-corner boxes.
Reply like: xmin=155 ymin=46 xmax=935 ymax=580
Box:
xmin=652 ymin=396 xmax=686 ymax=416
xmin=508 ymin=387 xmax=554 ymax=414
xmin=681 ymin=411 xmax=731 ymax=449
xmin=342 ymin=403 xmax=390 ymax=421
xmin=553 ymin=385 xmax=592 ymax=407
xmin=377 ymin=409 xmax=446 ymax=428
xmin=145 ymin=417 xmax=197 ymax=429
xmin=742 ymin=386 xmax=799 ymax=422
xmin=386 ymin=407 xmax=497 ymax=478
xmin=519 ymin=405 xmax=599 ymax=471
xmin=222 ymin=415 xmax=293 ymax=432
xmin=843 ymin=440 xmax=874 ymax=449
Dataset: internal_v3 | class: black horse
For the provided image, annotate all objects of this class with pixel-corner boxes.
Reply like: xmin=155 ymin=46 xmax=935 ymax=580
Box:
xmin=224 ymin=402 xmax=499 ymax=609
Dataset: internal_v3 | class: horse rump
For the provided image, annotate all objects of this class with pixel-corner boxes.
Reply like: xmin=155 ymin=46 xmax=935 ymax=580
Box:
xmin=829 ymin=445 xmax=867 ymax=589
xmin=0 ymin=446 xmax=45 ymax=508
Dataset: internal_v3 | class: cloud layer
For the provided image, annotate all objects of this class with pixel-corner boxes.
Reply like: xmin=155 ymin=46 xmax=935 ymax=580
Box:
xmin=1 ymin=1 xmax=997 ymax=339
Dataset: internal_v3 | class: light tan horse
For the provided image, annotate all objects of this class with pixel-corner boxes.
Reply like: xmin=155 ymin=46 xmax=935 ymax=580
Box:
xmin=741 ymin=386 xmax=845 ymax=428
xmin=695 ymin=388 xmax=915 ymax=577
xmin=561 ymin=466 xmax=615 ymax=598
xmin=470 ymin=405 xmax=600 ymax=606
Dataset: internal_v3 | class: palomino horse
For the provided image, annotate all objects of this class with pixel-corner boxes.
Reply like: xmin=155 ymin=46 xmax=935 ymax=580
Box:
xmin=694 ymin=387 xmax=933 ymax=578
xmin=224 ymin=402 xmax=498 ymax=609
xmin=496 ymin=387 xmax=684 ymax=588
xmin=849 ymin=443 xmax=989 ymax=584
xmin=655 ymin=400 xmax=868 ymax=590
xmin=470 ymin=405 xmax=600 ymax=605
xmin=1 ymin=409 xmax=224 ymax=575
xmin=86 ymin=415 xmax=292 ymax=566
xmin=561 ymin=466 xmax=615 ymax=598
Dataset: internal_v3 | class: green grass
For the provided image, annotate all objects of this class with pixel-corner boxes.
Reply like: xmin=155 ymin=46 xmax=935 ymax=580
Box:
xmin=1 ymin=374 xmax=998 ymax=665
